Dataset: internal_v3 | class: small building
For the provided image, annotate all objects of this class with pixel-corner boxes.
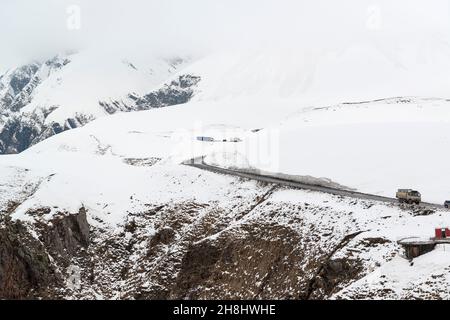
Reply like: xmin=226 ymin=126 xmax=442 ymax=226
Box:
xmin=397 ymin=238 xmax=436 ymax=259
xmin=398 ymin=228 xmax=450 ymax=259
xmin=435 ymin=228 xmax=450 ymax=239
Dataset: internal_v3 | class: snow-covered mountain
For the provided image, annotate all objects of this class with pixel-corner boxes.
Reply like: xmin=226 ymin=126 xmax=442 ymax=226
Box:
xmin=206 ymin=97 xmax=450 ymax=203
xmin=2 ymin=35 xmax=450 ymax=155
xmin=0 ymin=50 xmax=199 ymax=153
xmin=1 ymin=33 xmax=450 ymax=299
xmin=182 ymin=36 xmax=450 ymax=102
xmin=1 ymin=92 xmax=450 ymax=299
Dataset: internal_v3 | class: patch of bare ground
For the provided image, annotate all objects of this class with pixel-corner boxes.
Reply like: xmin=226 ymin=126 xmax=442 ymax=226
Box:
xmin=123 ymin=157 xmax=161 ymax=167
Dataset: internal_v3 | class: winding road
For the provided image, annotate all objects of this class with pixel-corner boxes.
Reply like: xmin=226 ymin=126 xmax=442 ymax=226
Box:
xmin=184 ymin=157 xmax=441 ymax=209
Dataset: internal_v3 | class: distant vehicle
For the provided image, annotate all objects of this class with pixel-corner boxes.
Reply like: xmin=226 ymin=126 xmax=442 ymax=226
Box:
xmin=220 ymin=138 xmax=242 ymax=142
xmin=196 ymin=136 xmax=214 ymax=142
xmin=444 ymin=201 xmax=450 ymax=209
xmin=396 ymin=189 xmax=421 ymax=205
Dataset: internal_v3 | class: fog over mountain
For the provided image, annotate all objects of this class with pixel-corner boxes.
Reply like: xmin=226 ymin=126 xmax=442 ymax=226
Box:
xmin=2 ymin=0 xmax=450 ymax=301
xmin=1 ymin=0 xmax=449 ymax=72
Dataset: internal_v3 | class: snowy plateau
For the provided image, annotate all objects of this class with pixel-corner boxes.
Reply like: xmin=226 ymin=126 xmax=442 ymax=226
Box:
xmin=1 ymin=40 xmax=450 ymax=299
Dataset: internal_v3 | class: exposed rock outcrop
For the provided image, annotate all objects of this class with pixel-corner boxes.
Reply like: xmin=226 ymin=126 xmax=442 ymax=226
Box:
xmin=0 ymin=185 xmax=394 ymax=300
xmin=0 ymin=217 xmax=55 ymax=299
xmin=0 ymin=207 xmax=90 ymax=299
xmin=0 ymin=56 xmax=199 ymax=154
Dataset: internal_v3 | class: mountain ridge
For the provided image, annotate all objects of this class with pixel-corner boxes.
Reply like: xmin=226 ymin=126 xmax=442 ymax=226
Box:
xmin=0 ymin=52 xmax=200 ymax=153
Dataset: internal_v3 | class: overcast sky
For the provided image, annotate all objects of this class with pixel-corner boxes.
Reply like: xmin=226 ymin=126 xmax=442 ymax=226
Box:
xmin=1 ymin=0 xmax=449 ymax=72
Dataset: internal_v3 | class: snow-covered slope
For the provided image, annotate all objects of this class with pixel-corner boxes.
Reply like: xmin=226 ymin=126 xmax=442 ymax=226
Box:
xmin=6 ymin=36 xmax=448 ymax=161
xmin=185 ymin=38 xmax=450 ymax=104
xmin=1 ymin=34 xmax=450 ymax=154
xmin=1 ymin=20 xmax=450 ymax=299
xmin=0 ymin=96 xmax=301 ymax=224
xmin=18 ymin=51 xmax=183 ymax=122
xmin=0 ymin=50 xmax=198 ymax=154
xmin=206 ymin=97 xmax=450 ymax=204
xmin=0 ymin=101 xmax=449 ymax=299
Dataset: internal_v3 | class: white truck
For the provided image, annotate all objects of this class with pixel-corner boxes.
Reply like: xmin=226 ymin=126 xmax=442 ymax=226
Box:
xmin=396 ymin=189 xmax=421 ymax=205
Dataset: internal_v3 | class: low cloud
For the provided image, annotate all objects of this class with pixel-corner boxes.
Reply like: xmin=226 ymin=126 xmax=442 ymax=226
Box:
xmin=1 ymin=0 xmax=449 ymax=71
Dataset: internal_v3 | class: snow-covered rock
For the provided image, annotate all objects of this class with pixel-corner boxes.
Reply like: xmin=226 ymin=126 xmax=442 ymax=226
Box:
xmin=0 ymin=92 xmax=448 ymax=299
xmin=1 ymin=21 xmax=450 ymax=299
xmin=0 ymin=51 xmax=199 ymax=153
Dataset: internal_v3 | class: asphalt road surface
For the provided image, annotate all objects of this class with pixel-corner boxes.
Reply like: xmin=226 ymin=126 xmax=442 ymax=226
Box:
xmin=184 ymin=157 xmax=441 ymax=209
